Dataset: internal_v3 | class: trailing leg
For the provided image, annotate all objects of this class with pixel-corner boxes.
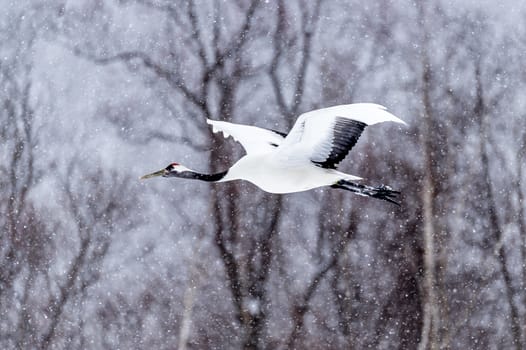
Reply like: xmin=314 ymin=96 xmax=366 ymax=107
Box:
xmin=331 ymin=179 xmax=400 ymax=205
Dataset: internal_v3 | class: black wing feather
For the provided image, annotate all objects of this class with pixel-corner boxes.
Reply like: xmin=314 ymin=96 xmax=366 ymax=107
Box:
xmin=270 ymin=129 xmax=288 ymax=138
xmin=312 ymin=117 xmax=367 ymax=169
xmin=269 ymin=129 xmax=287 ymax=147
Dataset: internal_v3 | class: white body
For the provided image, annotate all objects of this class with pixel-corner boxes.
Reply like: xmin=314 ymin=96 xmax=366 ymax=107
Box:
xmin=207 ymin=103 xmax=405 ymax=194
xmin=221 ymin=153 xmax=361 ymax=193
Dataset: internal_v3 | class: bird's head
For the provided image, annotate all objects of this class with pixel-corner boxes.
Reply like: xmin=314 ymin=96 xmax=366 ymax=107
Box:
xmin=140 ymin=162 xmax=192 ymax=179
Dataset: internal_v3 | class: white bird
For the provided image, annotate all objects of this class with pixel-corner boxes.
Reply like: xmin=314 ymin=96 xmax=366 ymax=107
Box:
xmin=141 ymin=103 xmax=406 ymax=204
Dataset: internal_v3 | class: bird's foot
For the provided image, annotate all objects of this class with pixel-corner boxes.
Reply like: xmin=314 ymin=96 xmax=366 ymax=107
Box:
xmin=331 ymin=180 xmax=401 ymax=205
xmin=367 ymin=185 xmax=400 ymax=206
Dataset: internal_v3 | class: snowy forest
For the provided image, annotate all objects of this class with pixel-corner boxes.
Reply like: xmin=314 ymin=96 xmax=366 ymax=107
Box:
xmin=1 ymin=0 xmax=526 ymax=349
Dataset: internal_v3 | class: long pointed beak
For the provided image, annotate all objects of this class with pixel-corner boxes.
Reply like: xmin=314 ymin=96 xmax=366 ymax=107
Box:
xmin=140 ymin=169 xmax=167 ymax=180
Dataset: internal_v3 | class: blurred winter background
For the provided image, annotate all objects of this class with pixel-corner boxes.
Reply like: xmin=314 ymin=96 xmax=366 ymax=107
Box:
xmin=1 ymin=0 xmax=526 ymax=349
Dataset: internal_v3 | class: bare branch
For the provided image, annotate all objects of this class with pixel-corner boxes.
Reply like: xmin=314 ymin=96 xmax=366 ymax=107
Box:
xmin=269 ymin=1 xmax=291 ymax=118
xmin=215 ymin=0 xmax=260 ymax=68
xmin=187 ymin=0 xmax=209 ymax=69
xmin=269 ymin=0 xmax=322 ymax=122
xmin=73 ymin=48 xmax=205 ymax=109
xmin=285 ymin=257 xmax=337 ymax=349
xmin=290 ymin=0 xmax=322 ymax=115
xmin=121 ymin=0 xmax=187 ymax=29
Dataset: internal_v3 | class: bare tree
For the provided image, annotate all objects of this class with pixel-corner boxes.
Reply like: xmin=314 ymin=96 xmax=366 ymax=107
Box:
xmin=415 ymin=3 xmax=442 ymax=349
xmin=472 ymin=56 xmax=522 ymax=350
xmin=285 ymin=201 xmax=357 ymax=349
xmin=39 ymin=160 xmax=140 ymax=349
xmin=0 ymin=3 xmax=64 ymax=347
xmin=65 ymin=1 xmax=286 ymax=348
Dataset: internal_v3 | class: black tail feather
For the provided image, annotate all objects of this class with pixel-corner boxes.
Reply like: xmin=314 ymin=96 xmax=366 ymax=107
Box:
xmin=331 ymin=180 xmax=401 ymax=206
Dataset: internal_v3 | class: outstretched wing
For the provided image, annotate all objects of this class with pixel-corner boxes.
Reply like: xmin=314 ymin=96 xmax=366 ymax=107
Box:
xmin=278 ymin=103 xmax=406 ymax=169
xmin=207 ymin=119 xmax=286 ymax=155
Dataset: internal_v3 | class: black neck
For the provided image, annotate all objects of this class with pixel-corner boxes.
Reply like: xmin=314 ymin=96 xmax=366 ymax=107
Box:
xmin=178 ymin=170 xmax=228 ymax=182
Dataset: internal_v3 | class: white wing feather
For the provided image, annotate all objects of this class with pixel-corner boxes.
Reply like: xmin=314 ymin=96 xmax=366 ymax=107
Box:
xmin=207 ymin=119 xmax=285 ymax=155
xmin=277 ymin=103 xmax=405 ymax=164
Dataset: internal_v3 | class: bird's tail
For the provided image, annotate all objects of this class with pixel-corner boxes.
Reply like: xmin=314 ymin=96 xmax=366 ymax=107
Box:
xmin=331 ymin=179 xmax=401 ymax=205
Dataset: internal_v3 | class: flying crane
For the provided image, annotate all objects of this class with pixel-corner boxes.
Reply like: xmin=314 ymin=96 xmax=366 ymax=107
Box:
xmin=141 ymin=103 xmax=406 ymax=204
